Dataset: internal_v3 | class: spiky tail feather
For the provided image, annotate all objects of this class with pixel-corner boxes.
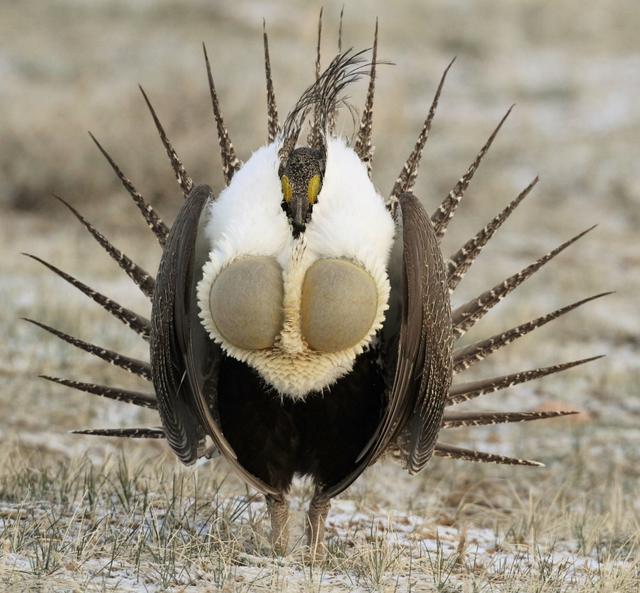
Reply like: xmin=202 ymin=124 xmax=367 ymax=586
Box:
xmin=441 ymin=410 xmax=578 ymax=429
xmin=451 ymin=226 xmax=597 ymax=339
xmin=446 ymin=356 xmax=603 ymax=407
xmin=453 ymin=293 xmax=612 ymax=373
xmin=24 ymin=318 xmax=151 ymax=380
xmin=446 ymin=177 xmax=539 ymax=292
xmin=353 ymin=19 xmax=379 ymax=176
xmin=263 ymin=20 xmax=279 ymax=142
xmin=390 ymin=57 xmax=455 ymax=202
xmin=202 ymin=43 xmax=241 ymax=184
xmin=72 ymin=427 xmax=165 ymax=439
xmin=88 ymin=132 xmax=169 ymax=245
xmin=434 ymin=443 xmax=544 ymax=467
xmin=23 ymin=254 xmax=150 ymax=340
xmin=52 ymin=194 xmax=155 ymax=299
xmin=430 ymin=106 xmax=513 ymax=239
xmin=40 ymin=375 xmax=157 ymax=409
xmin=139 ymin=85 xmax=193 ymax=198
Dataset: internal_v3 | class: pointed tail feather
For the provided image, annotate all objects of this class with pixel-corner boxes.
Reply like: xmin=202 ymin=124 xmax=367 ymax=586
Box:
xmin=453 ymin=292 xmax=612 ymax=373
xmin=23 ymin=254 xmax=151 ymax=340
xmin=40 ymin=375 xmax=157 ymax=409
xmin=390 ymin=57 xmax=455 ymax=203
xmin=202 ymin=43 xmax=242 ymax=185
xmin=307 ymin=7 xmax=324 ymax=148
xmin=52 ymin=195 xmax=155 ymax=299
xmin=431 ymin=106 xmax=514 ymax=239
xmin=441 ymin=410 xmax=578 ymax=429
xmin=263 ymin=20 xmax=279 ymax=143
xmin=446 ymin=355 xmax=604 ymax=406
xmin=447 ymin=177 xmax=538 ymax=292
xmin=452 ymin=226 xmax=597 ymax=339
xmin=434 ymin=443 xmax=544 ymax=466
xmin=354 ymin=19 xmax=378 ymax=176
xmin=139 ymin=85 xmax=193 ymax=198
xmin=72 ymin=427 xmax=165 ymax=439
xmin=89 ymin=132 xmax=169 ymax=246
xmin=24 ymin=318 xmax=151 ymax=380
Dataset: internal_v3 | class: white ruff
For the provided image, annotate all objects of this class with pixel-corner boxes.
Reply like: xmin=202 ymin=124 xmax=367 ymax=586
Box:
xmin=197 ymin=137 xmax=395 ymax=399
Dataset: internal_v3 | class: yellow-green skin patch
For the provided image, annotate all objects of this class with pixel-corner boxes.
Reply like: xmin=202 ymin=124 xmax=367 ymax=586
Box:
xmin=301 ymin=259 xmax=378 ymax=352
xmin=209 ymin=256 xmax=284 ymax=350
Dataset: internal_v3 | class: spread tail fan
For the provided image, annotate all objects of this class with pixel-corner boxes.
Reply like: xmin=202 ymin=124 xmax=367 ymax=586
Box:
xmin=28 ymin=22 xmax=606 ymax=476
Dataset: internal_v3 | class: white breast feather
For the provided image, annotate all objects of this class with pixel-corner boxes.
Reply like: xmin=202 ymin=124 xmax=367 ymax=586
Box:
xmin=197 ymin=136 xmax=396 ymax=399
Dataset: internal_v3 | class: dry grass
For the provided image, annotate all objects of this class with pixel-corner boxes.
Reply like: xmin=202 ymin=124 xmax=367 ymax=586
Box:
xmin=1 ymin=0 xmax=639 ymax=591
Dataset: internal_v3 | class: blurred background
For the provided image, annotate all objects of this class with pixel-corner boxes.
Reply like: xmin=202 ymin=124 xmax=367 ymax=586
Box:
xmin=2 ymin=0 xmax=639 ymax=484
xmin=0 ymin=1 xmax=638 ymax=588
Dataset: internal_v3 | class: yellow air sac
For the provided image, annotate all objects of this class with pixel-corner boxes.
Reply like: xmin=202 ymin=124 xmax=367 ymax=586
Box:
xmin=209 ymin=256 xmax=284 ymax=350
xmin=301 ymin=258 xmax=378 ymax=352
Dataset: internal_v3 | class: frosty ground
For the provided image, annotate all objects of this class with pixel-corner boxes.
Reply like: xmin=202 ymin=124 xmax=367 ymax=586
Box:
xmin=1 ymin=1 xmax=639 ymax=591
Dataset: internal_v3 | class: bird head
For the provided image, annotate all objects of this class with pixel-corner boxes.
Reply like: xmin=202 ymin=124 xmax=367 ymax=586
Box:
xmin=278 ymin=147 xmax=325 ymax=235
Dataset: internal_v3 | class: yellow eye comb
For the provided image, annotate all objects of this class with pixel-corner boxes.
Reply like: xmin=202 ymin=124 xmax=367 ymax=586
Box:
xmin=307 ymin=174 xmax=321 ymax=204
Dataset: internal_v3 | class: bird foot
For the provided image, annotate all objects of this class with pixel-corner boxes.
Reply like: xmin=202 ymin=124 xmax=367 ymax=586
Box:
xmin=266 ymin=494 xmax=290 ymax=556
xmin=305 ymin=493 xmax=331 ymax=565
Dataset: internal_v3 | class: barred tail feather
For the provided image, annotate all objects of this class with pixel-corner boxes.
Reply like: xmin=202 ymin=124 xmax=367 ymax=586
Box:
xmin=307 ymin=7 xmax=324 ymax=148
xmin=23 ymin=318 xmax=152 ymax=380
xmin=435 ymin=443 xmax=544 ymax=467
xmin=391 ymin=57 xmax=455 ymax=201
xmin=263 ymin=20 xmax=279 ymax=143
xmin=88 ymin=132 xmax=169 ymax=245
xmin=202 ymin=43 xmax=241 ymax=184
xmin=353 ymin=19 xmax=378 ymax=176
xmin=452 ymin=226 xmax=597 ymax=338
xmin=40 ymin=375 xmax=157 ymax=409
xmin=447 ymin=177 xmax=538 ymax=292
xmin=23 ymin=254 xmax=151 ymax=340
xmin=72 ymin=427 xmax=165 ymax=439
xmin=453 ymin=292 xmax=612 ymax=373
xmin=139 ymin=85 xmax=193 ymax=198
xmin=441 ymin=410 xmax=578 ymax=429
xmin=328 ymin=6 xmax=346 ymax=134
xmin=52 ymin=195 xmax=155 ymax=299
xmin=431 ymin=106 xmax=514 ymax=239
xmin=446 ymin=355 xmax=604 ymax=406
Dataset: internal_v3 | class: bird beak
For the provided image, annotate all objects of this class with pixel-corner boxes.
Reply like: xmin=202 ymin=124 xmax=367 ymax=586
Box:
xmin=294 ymin=196 xmax=304 ymax=227
xmin=290 ymin=193 xmax=307 ymax=235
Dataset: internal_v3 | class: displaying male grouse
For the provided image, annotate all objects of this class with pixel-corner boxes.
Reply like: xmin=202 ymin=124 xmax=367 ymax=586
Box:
xmin=26 ymin=15 xmax=606 ymax=562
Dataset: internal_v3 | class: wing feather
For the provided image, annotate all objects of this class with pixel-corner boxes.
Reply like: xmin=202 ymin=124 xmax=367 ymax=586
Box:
xmin=150 ymin=188 xmax=209 ymax=463
xmin=151 ymin=185 xmax=276 ymax=494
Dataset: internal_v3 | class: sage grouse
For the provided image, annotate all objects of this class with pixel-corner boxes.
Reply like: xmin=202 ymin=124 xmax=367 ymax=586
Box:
xmin=27 ymin=17 xmax=606 ymax=561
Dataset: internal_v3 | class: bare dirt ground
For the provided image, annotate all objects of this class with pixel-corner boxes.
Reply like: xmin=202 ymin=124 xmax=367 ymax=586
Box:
xmin=1 ymin=1 xmax=638 ymax=591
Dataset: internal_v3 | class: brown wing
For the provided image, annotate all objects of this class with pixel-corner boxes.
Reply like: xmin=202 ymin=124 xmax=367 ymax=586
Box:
xmin=152 ymin=183 xmax=277 ymax=494
xmin=150 ymin=186 xmax=209 ymax=463
xmin=324 ymin=192 xmax=453 ymax=497
xmin=395 ymin=192 xmax=453 ymax=473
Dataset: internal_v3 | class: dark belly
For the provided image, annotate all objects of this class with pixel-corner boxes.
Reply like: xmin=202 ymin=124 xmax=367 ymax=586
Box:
xmin=216 ymin=350 xmax=386 ymax=492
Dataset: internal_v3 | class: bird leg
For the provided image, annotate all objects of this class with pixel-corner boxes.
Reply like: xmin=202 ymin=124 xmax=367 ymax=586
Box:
xmin=306 ymin=491 xmax=331 ymax=563
xmin=265 ymin=493 xmax=289 ymax=556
